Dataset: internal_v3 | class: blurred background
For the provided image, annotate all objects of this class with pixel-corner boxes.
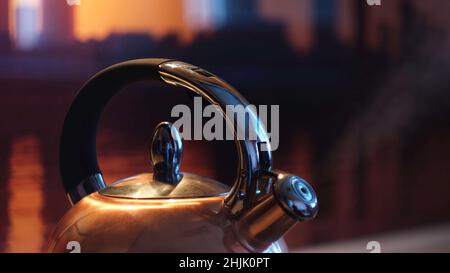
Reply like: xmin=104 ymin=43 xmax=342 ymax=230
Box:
xmin=0 ymin=0 xmax=450 ymax=252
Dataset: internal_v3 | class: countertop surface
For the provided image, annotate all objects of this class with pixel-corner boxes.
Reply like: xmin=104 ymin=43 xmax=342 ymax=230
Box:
xmin=295 ymin=222 xmax=450 ymax=253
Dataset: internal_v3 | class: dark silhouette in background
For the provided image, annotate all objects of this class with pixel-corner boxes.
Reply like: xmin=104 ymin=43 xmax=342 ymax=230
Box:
xmin=0 ymin=0 xmax=10 ymax=53
xmin=0 ymin=0 xmax=450 ymax=251
xmin=40 ymin=0 xmax=74 ymax=47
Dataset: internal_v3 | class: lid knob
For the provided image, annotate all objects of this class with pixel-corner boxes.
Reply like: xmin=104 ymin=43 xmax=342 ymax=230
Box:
xmin=150 ymin=122 xmax=183 ymax=184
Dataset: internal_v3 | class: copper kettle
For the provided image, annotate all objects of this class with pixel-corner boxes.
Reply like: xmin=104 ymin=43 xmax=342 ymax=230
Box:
xmin=47 ymin=59 xmax=318 ymax=253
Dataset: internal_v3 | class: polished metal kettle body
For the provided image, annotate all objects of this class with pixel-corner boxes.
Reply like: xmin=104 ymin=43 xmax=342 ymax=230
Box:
xmin=48 ymin=59 xmax=318 ymax=253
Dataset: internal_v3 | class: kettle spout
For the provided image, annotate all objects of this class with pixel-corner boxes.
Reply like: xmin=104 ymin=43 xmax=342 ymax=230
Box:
xmin=229 ymin=171 xmax=318 ymax=252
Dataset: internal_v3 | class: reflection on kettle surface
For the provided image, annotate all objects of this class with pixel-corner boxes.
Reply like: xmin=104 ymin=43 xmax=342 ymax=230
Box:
xmin=48 ymin=192 xmax=286 ymax=253
xmin=48 ymin=59 xmax=318 ymax=253
xmin=49 ymin=193 xmax=226 ymax=252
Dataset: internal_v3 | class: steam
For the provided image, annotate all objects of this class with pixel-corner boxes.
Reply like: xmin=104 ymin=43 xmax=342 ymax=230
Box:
xmin=335 ymin=16 xmax=450 ymax=155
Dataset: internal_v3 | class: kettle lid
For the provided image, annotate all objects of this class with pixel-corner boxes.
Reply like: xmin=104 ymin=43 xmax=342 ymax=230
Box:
xmin=99 ymin=122 xmax=229 ymax=199
xmin=99 ymin=173 xmax=229 ymax=199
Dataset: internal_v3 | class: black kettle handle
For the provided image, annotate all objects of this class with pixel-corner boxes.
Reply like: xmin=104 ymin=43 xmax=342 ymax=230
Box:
xmin=60 ymin=59 xmax=272 ymax=215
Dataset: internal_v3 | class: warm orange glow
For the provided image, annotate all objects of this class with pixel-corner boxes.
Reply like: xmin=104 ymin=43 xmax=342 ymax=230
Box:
xmin=84 ymin=194 xmax=206 ymax=211
xmin=74 ymin=0 xmax=194 ymax=43
xmin=6 ymin=136 xmax=45 ymax=253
